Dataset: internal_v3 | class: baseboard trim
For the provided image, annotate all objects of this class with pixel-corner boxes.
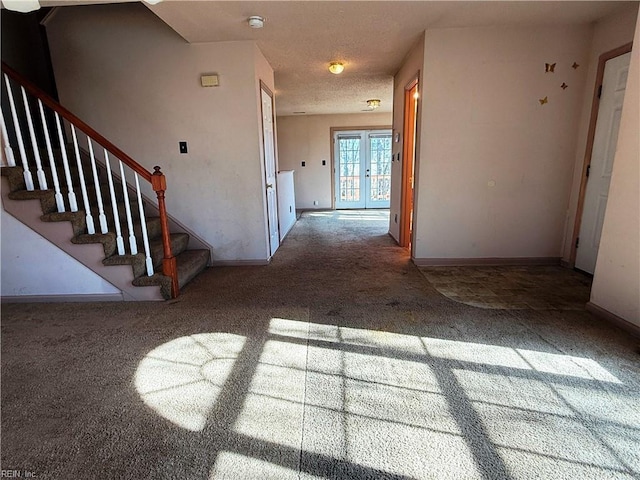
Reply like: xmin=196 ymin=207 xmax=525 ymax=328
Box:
xmin=211 ymin=259 xmax=270 ymax=267
xmin=412 ymin=257 xmax=562 ymax=267
xmin=586 ymin=302 xmax=640 ymax=339
xmin=1 ymin=293 xmax=125 ymax=303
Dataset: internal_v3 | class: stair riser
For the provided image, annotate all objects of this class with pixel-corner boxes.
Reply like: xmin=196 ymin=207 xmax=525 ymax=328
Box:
xmin=150 ymin=233 xmax=189 ymax=268
xmin=92 ymin=202 xmax=141 ymax=225
xmin=39 ymin=165 xmax=107 ymax=189
xmin=59 ymin=186 xmax=127 ymax=207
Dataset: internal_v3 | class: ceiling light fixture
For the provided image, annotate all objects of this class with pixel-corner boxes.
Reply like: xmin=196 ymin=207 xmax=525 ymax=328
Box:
xmin=366 ymin=99 xmax=381 ymax=109
xmin=2 ymin=0 xmax=40 ymax=12
xmin=248 ymin=16 xmax=265 ymax=29
xmin=328 ymin=62 xmax=344 ymax=75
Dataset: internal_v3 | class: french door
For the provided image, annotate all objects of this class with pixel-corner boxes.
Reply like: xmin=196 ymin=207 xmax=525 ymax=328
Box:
xmin=334 ymin=130 xmax=392 ymax=209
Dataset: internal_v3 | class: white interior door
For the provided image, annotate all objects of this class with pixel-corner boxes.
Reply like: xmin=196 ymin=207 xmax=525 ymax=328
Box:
xmin=334 ymin=130 xmax=391 ymax=209
xmin=576 ymin=52 xmax=631 ymax=274
xmin=261 ymin=85 xmax=279 ymax=256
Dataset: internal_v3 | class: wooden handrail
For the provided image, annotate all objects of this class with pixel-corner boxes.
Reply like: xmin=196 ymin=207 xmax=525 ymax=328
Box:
xmin=1 ymin=61 xmax=152 ymax=183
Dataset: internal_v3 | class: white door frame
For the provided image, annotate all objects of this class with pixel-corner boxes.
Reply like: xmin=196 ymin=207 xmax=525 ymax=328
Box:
xmin=333 ymin=128 xmax=392 ymax=209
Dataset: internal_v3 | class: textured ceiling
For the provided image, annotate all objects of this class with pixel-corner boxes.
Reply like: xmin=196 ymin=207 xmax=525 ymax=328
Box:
xmin=40 ymin=0 xmax=638 ymax=116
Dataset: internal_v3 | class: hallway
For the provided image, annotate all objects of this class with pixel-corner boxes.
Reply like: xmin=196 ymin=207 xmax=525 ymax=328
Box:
xmin=2 ymin=211 xmax=639 ymax=479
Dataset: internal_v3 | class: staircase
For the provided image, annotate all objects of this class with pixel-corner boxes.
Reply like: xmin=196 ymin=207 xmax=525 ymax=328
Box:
xmin=1 ymin=62 xmax=209 ymax=301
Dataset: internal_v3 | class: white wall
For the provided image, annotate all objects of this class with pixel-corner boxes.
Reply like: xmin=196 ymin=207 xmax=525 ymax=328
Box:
xmin=277 ymin=113 xmax=392 ymax=209
xmin=389 ymin=36 xmax=424 ymax=243
xmin=414 ymin=25 xmax=591 ymax=262
xmin=590 ymin=10 xmax=640 ymax=326
xmin=562 ymin=5 xmax=639 ymax=261
xmin=45 ymin=3 xmax=274 ymax=262
xmin=1 ymin=208 xmax=120 ymax=297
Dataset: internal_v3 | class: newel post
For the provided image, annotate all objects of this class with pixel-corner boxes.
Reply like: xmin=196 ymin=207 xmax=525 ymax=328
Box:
xmin=152 ymin=166 xmax=179 ymax=298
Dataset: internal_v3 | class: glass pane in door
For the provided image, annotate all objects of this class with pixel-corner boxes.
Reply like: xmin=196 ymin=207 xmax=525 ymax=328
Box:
xmin=368 ymin=135 xmax=392 ymax=205
xmin=339 ymin=137 xmax=361 ymax=203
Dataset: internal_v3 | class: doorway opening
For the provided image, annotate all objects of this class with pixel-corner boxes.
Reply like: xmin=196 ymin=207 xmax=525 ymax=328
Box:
xmin=399 ymin=77 xmax=419 ymax=252
xmin=571 ymin=44 xmax=632 ymax=274
xmin=333 ymin=129 xmax=392 ymax=209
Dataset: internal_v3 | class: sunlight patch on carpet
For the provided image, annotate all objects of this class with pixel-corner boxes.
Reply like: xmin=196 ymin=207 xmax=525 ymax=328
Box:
xmin=134 ymin=333 xmax=246 ymax=431
xmin=135 ymin=318 xmax=633 ymax=479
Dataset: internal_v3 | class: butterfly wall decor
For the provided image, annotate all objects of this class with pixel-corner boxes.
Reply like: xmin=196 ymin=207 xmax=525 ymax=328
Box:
xmin=545 ymin=63 xmax=556 ymax=73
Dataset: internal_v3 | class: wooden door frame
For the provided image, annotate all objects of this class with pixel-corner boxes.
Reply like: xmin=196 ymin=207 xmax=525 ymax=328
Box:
xmin=569 ymin=42 xmax=632 ymax=267
xmin=399 ymin=75 xmax=419 ymax=249
xmin=329 ymin=125 xmax=392 ymax=209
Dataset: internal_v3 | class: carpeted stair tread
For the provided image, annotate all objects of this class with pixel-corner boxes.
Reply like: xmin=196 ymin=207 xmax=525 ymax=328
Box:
xmin=176 ymin=249 xmax=210 ymax=289
xmin=1 ymin=165 xmax=27 ymax=192
xmin=131 ymin=272 xmax=172 ymax=300
xmin=41 ymin=211 xmax=87 ymax=237
xmin=103 ymin=252 xmax=148 ymax=279
xmin=72 ymin=232 xmax=118 ymax=257
xmin=8 ymin=188 xmax=54 ymax=200
xmin=132 ymin=249 xmax=210 ymax=300
xmin=7 ymin=188 xmax=58 ymax=214
xmin=91 ymin=201 xmax=141 ymax=224
xmin=102 ymin=233 xmax=191 ymax=279
xmin=85 ymin=215 xmax=161 ymax=243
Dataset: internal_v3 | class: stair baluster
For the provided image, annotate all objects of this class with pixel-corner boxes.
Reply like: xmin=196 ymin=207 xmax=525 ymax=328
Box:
xmin=70 ymin=125 xmax=96 ymax=234
xmin=53 ymin=113 xmax=78 ymax=212
xmin=19 ymin=86 xmax=48 ymax=191
xmin=119 ymin=160 xmax=138 ymax=255
xmin=0 ymin=109 xmax=16 ymax=167
xmin=104 ymin=150 xmax=125 ymax=255
xmin=3 ymin=74 xmax=34 ymax=190
xmin=87 ymin=139 xmax=108 ymax=233
xmin=38 ymin=99 xmax=65 ymax=212
xmin=135 ymin=173 xmax=154 ymax=276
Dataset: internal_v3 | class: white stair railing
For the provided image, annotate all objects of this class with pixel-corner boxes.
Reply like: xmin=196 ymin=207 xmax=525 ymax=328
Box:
xmin=38 ymin=99 xmax=65 ymax=212
xmin=87 ymin=139 xmax=108 ymax=234
xmin=0 ymin=108 xmax=16 ymax=167
xmin=53 ymin=112 xmax=78 ymax=212
xmin=70 ymin=125 xmax=96 ymax=234
xmin=2 ymin=61 xmax=178 ymax=296
xmin=104 ymin=150 xmax=126 ymax=256
xmin=119 ymin=160 xmax=138 ymax=255
xmin=3 ymin=73 xmax=33 ymax=190
xmin=20 ymin=86 xmax=48 ymax=191
xmin=135 ymin=173 xmax=154 ymax=275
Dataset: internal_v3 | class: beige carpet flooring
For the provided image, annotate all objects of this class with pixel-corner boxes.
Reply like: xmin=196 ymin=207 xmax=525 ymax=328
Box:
xmin=2 ymin=209 xmax=639 ymax=480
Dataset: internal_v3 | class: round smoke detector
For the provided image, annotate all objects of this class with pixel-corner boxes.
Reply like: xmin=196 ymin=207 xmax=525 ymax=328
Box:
xmin=248 ymin=16 xmax=265 ymax=29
